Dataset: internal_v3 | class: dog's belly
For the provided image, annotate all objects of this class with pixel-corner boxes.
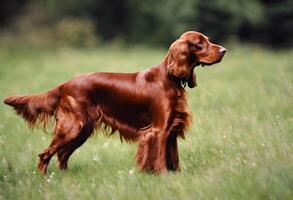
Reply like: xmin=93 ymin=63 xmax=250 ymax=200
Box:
xmin=100 ymin=97 xmax=152 ymax=129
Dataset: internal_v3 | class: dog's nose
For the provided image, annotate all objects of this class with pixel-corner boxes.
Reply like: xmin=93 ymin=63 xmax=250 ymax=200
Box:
xmin=219 ymin=47 xmax=227 ymax=55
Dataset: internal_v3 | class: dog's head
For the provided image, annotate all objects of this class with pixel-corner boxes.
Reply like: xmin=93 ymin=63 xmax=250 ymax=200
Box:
xmin=167 ymin=31 xmax=226 ymax=88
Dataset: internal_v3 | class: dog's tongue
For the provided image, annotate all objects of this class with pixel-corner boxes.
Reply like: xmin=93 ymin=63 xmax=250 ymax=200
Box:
xmin=188 ymin=68 xmax=197 ymax=88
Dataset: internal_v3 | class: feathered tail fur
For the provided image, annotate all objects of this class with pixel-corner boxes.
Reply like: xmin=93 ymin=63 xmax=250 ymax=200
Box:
xmin=3 ymin=87 xmax=61 ymax=129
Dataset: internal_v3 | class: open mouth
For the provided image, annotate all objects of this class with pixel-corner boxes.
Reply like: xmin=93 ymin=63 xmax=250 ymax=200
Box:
xmin=200 ymin=57 xmax=224 ymax=67
xmin=191 ymin=59 xmax=216 ymax=67
xmin=196 ymin=53 xmax=225 ymax=67
xmin=197 ymin=62 xmax=212 ymax=67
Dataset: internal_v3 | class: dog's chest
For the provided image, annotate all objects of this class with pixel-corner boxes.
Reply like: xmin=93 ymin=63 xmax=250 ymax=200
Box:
xmin=169 ymin=91 xmax=192 ymax=133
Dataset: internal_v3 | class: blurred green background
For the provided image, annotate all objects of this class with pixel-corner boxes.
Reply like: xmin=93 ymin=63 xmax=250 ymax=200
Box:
xmin=0 ymin=0 xmax=293 ymax=47
xmin=0 ymin=0 xmax=292 ymax=200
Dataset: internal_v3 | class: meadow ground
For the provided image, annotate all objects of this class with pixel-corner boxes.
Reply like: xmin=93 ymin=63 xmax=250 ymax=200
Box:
xmin=0 ymin=44 xmax=292 ymax=200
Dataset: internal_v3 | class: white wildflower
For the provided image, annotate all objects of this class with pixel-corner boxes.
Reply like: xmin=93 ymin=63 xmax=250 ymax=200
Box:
xmin=129 ymin=168 xmax=135 ymax=175
xmin=92 ymin=155 xmax=100 ymax=162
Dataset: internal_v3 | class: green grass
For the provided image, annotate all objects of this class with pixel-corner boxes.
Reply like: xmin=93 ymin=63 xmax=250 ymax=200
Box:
xmin=0 ymin=44 xmax=292 ymax=200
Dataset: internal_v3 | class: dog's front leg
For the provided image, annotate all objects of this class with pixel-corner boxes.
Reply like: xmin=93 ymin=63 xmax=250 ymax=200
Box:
xmin=136 ymin=127 xmax=168 ymax=174
xmin=153 ymin=130 xmax=169 ymax=174
xmin=166 ymin=131 xmax=180 ymax=171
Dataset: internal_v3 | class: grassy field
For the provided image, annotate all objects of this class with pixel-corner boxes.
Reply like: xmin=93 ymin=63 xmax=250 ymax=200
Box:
xmin=0 ymin=44 xmax=292 ymax=200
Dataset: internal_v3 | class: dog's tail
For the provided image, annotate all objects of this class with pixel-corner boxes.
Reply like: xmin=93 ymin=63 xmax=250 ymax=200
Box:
xmin=3 ymin=86 xmax=61 ymax=129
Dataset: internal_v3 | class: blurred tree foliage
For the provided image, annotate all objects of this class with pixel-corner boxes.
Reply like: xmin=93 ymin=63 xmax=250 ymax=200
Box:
xmin=0 ymin=0 xmax=292 ymax=47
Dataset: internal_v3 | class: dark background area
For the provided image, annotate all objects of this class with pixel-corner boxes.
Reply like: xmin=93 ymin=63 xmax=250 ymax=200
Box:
xmin=0 ymin=0 xmax=292 ymax=47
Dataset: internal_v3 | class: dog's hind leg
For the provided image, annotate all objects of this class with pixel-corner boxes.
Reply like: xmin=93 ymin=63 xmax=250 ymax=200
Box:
xmin=37 ymin=141 xmax=59 ymax=174
xmin=37 ymin=110 xmax=84 ymax=174
xmin=56 ymin=123 xmax=93 ymax=170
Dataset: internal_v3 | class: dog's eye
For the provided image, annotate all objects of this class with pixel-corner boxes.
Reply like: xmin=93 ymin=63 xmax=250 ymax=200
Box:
xmin=195 ymin=42 xmax=204 ymax=50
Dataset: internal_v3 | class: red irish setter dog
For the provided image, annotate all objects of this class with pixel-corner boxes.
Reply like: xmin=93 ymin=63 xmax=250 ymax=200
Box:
xmin=4 ymin=31 xmax=226 ymax=174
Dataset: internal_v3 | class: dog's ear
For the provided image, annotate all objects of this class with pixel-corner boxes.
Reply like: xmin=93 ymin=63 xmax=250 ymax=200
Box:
xmin=167 ymin=39 xmax=190 ymax=79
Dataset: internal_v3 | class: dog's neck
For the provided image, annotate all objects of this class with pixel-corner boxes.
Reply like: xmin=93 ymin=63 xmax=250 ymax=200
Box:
xmin=155 ymin=58 xmax=185 ymax=89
